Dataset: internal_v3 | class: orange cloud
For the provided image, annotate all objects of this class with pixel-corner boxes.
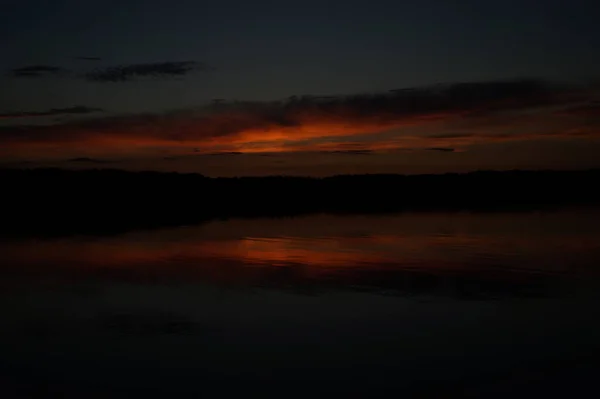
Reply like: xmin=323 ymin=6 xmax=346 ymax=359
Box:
xmin=0 ymin=78 xmax=597 ymax=160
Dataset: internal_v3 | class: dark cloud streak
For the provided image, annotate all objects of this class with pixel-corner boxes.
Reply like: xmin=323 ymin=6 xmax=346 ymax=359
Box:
xmin=75 ymin=56 xmax=102 ymax=61
xmin=8 ymin=65 xmax=70 ymax=78
xmin=85 ymin=61 xmax=212 ymax=82
xmin=66 ymin=157 xmax=110 ymax=164
xmin=427 ymin=133 xmax=475 ymax=139
xmin=203 ymin=151 xmax=244 ymax=156
xmin=0 ymin=106 xmax=103 ymax=119
xmin=324 ymin=150 xmax=373 ymax=155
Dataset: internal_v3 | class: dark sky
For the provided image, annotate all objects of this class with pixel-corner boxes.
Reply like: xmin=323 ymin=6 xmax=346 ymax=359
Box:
xmin=1 ymin=0 xmax=600 ymax=175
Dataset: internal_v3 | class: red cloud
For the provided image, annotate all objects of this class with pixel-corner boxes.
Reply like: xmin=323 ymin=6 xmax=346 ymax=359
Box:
xmin=0 ymin=78 xmax=597 ymax=159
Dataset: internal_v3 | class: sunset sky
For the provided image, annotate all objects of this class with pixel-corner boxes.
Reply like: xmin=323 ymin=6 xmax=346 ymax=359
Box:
xmin=2 ymin=0 xmax=600 ymax=176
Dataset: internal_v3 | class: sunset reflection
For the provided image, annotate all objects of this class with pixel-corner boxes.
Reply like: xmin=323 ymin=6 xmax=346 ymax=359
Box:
xmin=2 ymin=211 xmax=600 ymax=297
xmin=199 ymin=236 xmax=389 ymax=268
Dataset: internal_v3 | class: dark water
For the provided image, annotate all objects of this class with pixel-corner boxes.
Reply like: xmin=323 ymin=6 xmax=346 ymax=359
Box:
xmin=1 ymin=209 xmax=600 ymax=398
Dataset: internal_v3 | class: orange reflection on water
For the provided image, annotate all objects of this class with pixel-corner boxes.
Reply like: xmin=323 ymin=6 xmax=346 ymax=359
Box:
xmin=196 ymin=236 xmax=390 ymax=268
xmin=0 ymin=232 xmax=478 ymax=283
xmin=3 ymin=210 xmax=600 ymax=284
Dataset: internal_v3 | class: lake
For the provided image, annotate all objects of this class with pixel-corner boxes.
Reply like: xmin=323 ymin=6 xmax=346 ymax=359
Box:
xmin=1 ymin=209 xmax=600 ymax=398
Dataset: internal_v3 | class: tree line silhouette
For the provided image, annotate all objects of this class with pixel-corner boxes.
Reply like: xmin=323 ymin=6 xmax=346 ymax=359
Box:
xmin=1 ymin=167 xmax=599 ymax=237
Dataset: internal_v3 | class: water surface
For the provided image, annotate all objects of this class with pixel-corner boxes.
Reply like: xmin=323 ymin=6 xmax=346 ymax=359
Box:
xmin=1 ymin=209 xmax=600 ymax=397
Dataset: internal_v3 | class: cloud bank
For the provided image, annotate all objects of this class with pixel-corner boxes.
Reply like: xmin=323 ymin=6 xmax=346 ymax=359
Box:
xmin=0 ymin=106 xmax=103 ymax=120
xmin=8 ymin=65 xmax=70 ymax=78
xmin=7 ymin=60 xmax=211 ymax=82
xmin=85 ymin=61 xmax=212 ymax=82
xmin=0 ymin=78 xmax=598 ymax=158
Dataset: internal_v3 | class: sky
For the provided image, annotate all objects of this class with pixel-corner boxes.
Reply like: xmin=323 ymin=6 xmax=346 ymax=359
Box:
xmin=1 ymin=0 xmax=600 ymax=176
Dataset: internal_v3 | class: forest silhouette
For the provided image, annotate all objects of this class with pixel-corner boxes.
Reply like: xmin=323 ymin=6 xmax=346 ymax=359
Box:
xmin=2 ymin=167 xmax=599 ymax=237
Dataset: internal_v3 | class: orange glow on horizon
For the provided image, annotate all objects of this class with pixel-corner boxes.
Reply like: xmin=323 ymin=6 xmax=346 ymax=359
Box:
xmin=1 ymin=102 xmax=599 ymax=163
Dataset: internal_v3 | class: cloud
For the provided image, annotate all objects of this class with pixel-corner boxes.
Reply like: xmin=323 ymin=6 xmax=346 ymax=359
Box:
xmin=427 ymin=133 xmax=475 ymax=139
xmin=8 ymin=65 xmax=70 ymax=78
xmin=203 ymin=151 xmax=244 ymax=156
xmin=324 ymin=150 xmax=373 ymax=155
xmin=553 ymin=102 xmax=600 ymax=117
xmin=66 ymin=157 xmax=110 ymax=164
xmin=85 ymin=61 xmax=212 ymax=82
xmin=426 ymin=147 xmax=456 ymax=152
xmin=8 ymin=60 xmax=209 ymax=82
xmin=0 ymin=78 xmax=597 ymax=157
xmin=75 ymin=56 xmax=102 ymax=61
xmin=163 ymin=151 xmax=248 ymax=159
xmin=0 ymin=106 xmax=103 ymax=119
